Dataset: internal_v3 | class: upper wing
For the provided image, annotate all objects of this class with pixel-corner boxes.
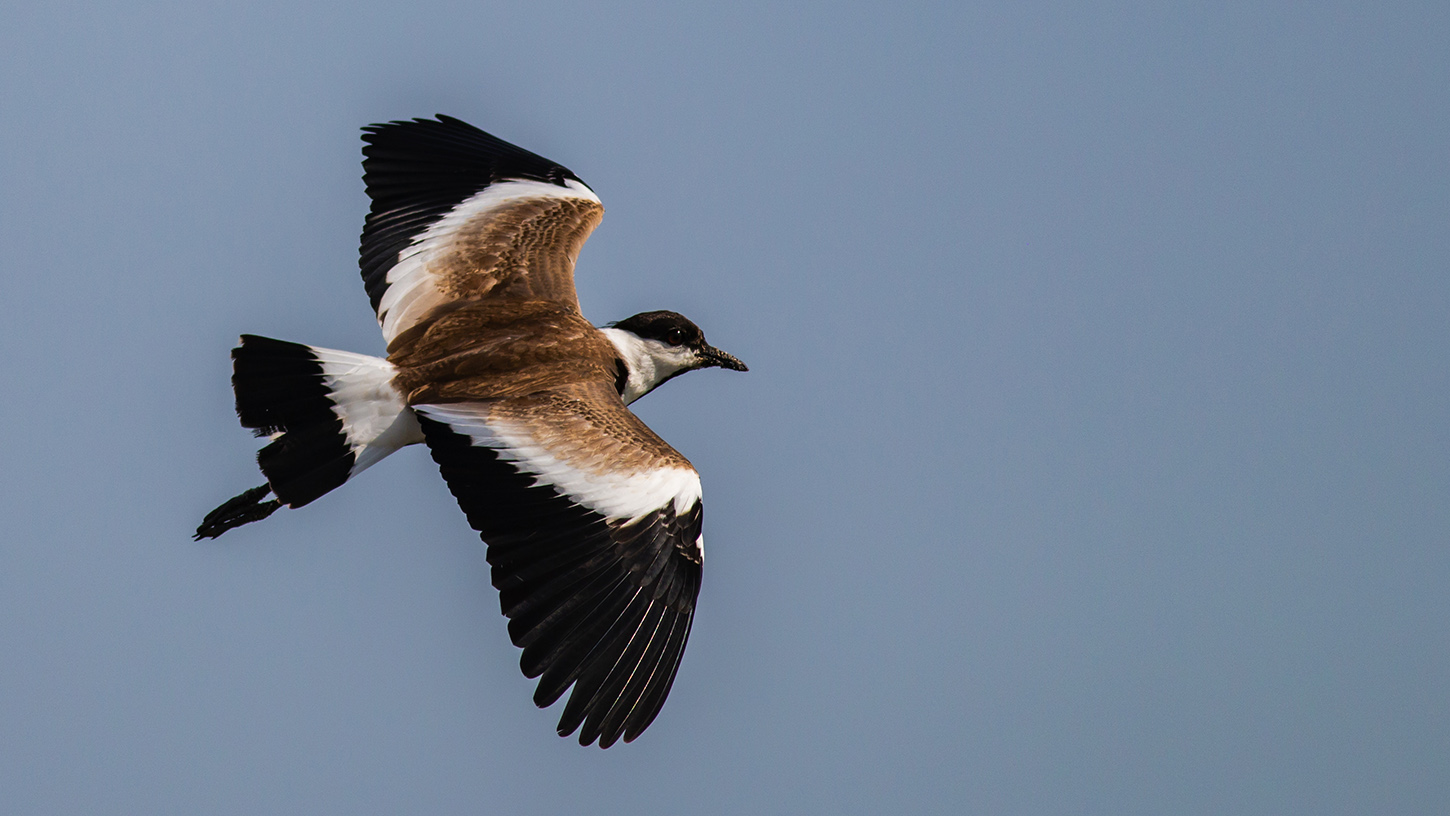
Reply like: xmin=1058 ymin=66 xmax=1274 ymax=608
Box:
xmin=359 ymin=115 xmax=605 ymax=349
xmin=414 ymin=384 xmax=704 ymax=748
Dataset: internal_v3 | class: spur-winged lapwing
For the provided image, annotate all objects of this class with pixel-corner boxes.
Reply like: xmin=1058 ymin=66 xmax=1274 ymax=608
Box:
xmin=197 ymin=115 xmax=747 ymax=748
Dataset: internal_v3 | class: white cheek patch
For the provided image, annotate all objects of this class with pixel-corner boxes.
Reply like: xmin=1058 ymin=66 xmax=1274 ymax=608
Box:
xmin=417 ymin=404 xmax=702 ymax=524
xmin=600 ymin=329 xmax=701 ymax=405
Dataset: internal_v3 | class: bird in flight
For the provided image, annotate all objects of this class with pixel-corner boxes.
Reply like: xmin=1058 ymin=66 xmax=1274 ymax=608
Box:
xmin=196 ymin=115 xmax=747 ymax=748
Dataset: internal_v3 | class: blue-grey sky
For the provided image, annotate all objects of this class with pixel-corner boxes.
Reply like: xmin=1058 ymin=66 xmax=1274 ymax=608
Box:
xmin=2 ymin=1 xmax=1447 ymax=813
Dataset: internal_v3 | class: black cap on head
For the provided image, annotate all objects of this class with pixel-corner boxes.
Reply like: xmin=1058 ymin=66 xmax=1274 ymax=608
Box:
xmin=611 ymin=311 xmax=705 ymax=348
xmin=611 ymin=311 xmax=748 ymax=371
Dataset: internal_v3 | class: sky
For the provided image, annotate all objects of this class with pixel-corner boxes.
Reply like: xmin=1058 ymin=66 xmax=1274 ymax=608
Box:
xmin=2 ymin=1 xmax=1447 ymax=813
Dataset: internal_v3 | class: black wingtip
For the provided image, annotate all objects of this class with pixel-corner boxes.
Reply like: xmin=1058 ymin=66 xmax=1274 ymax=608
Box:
xmin=194 ymin=485 xmax=283 ymax=540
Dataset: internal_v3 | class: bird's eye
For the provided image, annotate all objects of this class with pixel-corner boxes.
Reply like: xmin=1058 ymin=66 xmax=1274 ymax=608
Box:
xmin=665 ymin=328 xmax=687 ymax=346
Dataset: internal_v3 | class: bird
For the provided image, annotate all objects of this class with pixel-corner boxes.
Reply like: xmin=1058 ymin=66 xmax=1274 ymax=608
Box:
xmin=195 ymin=114 xmax=747 ymax=748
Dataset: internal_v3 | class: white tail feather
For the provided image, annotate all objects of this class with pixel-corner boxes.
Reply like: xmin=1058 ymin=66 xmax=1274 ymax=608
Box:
xmin=311 ymin=347 xmax=425 ymax=476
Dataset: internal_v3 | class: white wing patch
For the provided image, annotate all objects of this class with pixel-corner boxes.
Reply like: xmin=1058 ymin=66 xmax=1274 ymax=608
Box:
xmin=416 ymin=403 xmax=702 ymax=525
xmin=377 ymin=178 xmax=601 ymax=344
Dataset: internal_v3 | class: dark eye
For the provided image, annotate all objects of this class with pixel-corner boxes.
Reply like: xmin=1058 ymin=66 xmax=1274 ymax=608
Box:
xmin=665 ymin=327 xmax=687 ymax=346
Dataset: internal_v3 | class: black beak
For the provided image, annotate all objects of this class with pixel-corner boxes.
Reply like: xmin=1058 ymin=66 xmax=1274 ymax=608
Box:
xmin=698 ymin=345 xmax=749 ymax=372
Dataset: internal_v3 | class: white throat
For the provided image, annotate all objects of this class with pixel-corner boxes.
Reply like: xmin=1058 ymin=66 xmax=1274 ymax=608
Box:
xmin=600 ymin=327 xmax=698 ymax=405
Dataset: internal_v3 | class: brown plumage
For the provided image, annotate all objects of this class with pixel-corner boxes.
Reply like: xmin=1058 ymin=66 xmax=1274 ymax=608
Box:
xmin=199 ymin=115 xmax=745 ymax=748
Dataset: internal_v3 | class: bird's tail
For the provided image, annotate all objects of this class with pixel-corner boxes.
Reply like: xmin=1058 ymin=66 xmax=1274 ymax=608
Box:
xmin=195 ymin=335 xmax=422 ymax=539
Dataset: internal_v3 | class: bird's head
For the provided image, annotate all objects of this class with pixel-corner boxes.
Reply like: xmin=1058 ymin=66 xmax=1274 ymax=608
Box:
xmin=602 ymin=310 xmax=748 ymax=405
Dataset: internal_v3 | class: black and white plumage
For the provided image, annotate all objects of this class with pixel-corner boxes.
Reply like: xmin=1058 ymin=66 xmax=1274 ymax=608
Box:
xmin=197 ymin=115 xmax=747 ymax=748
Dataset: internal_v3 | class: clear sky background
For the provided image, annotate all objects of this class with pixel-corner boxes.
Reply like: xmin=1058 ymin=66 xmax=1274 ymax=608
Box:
xmin=2 ymin=1 xmax=1447 ymax=813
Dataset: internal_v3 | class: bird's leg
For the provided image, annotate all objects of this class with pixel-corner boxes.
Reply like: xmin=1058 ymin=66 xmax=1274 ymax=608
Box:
xmin=194 ymin=484 xmax=283 ymax=540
